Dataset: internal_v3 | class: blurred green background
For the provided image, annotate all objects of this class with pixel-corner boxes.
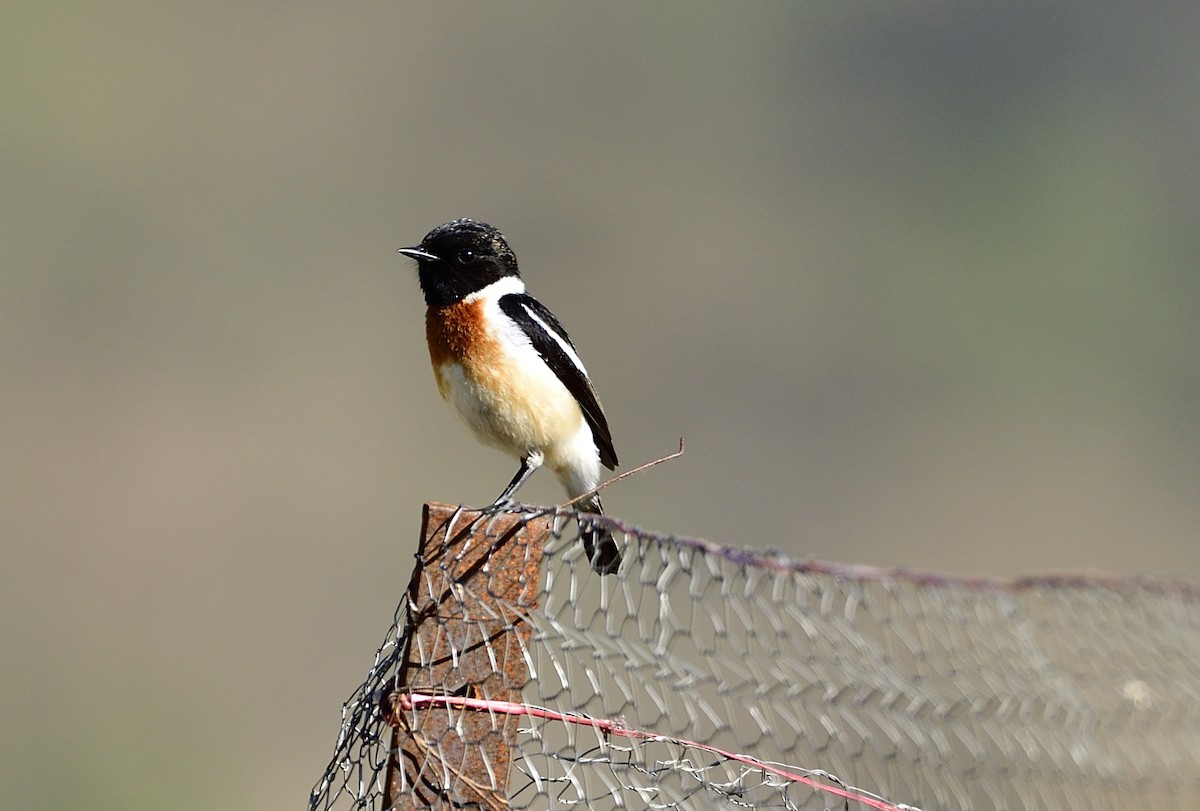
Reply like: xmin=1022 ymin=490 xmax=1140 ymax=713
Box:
xmin=2 ymin=3 xmax=1197 ymax=808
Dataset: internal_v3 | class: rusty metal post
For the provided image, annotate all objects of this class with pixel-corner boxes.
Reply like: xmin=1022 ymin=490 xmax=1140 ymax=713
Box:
xmin=380 ymin=503 xmax=548 ymax=810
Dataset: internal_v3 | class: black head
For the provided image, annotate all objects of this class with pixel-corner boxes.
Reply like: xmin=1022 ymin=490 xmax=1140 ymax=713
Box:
xmin=398 ymin=219 xmax=520 ymax=307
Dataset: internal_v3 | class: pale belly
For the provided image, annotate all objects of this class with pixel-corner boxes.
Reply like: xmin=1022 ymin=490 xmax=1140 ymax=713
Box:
xmin=435 ymin=360 xmax=582 ymax=457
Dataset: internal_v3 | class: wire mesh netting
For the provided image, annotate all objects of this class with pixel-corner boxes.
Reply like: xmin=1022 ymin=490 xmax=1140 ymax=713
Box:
xmin=310 ymin=503 xmax=1200 ymax=811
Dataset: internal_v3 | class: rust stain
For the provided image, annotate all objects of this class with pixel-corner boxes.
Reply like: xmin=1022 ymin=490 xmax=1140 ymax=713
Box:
xmin=381 ymin=503 xmax=548 ymax=811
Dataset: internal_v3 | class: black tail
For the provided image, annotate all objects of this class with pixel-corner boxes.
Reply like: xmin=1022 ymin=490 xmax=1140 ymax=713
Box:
xmin=577 ymin=496 xmax=621 ymax=574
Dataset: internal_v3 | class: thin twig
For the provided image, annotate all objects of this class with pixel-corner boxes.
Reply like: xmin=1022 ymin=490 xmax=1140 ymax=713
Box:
xmin=558 ymin=438 xmax=685 ymax=509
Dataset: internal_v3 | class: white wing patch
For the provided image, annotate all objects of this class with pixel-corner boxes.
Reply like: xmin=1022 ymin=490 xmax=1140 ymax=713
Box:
xmin=522 ymin=304 xmax=590 ymax=379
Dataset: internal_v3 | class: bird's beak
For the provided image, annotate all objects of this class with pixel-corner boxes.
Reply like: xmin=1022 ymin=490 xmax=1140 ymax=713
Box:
xmin=397 ymin=246 xmax=437 ymax=262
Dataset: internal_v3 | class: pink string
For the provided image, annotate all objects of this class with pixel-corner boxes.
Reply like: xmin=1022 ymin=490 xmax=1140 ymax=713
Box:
xmin=397 ymin=692 xmax=913 ymax=811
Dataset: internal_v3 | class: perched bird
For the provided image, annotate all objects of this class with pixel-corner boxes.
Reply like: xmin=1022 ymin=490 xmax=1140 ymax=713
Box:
xmin=398 ymin=219 xmax=621 ymax=574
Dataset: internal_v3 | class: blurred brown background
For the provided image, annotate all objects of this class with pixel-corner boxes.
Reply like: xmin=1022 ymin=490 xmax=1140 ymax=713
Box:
xmin=2 ymin=3 xmax=1197 ymax=809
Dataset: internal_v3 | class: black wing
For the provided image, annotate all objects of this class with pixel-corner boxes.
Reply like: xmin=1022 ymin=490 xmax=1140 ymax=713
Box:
xmin=499 ymin=293 xmax=617 ymax=469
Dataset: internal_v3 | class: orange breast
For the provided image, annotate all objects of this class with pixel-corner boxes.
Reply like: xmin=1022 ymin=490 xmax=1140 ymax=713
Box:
xmin=427 ymin=300 xmax=499 ymax=394
xmin=427 ymin=299 xmax=484 ymax=364
xmin=424 ymin=298 xmax=584 ymax=457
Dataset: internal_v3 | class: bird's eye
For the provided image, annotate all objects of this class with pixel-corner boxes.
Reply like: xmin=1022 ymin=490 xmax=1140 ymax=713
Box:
xmin=458 ymin=249 xmax=476 ymax=265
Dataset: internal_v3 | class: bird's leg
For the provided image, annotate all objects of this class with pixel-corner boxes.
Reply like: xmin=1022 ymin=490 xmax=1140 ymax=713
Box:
xmin=492 ymin=451 xmax=543 ymax=506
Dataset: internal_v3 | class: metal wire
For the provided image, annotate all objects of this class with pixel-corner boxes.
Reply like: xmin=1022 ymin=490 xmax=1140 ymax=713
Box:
xmin=310 ymin=505 xmax=1200 ymax=811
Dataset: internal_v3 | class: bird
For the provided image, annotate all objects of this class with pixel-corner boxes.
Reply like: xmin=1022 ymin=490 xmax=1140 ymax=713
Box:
xmin=397 ymin=219 xmax=621 ymax=574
